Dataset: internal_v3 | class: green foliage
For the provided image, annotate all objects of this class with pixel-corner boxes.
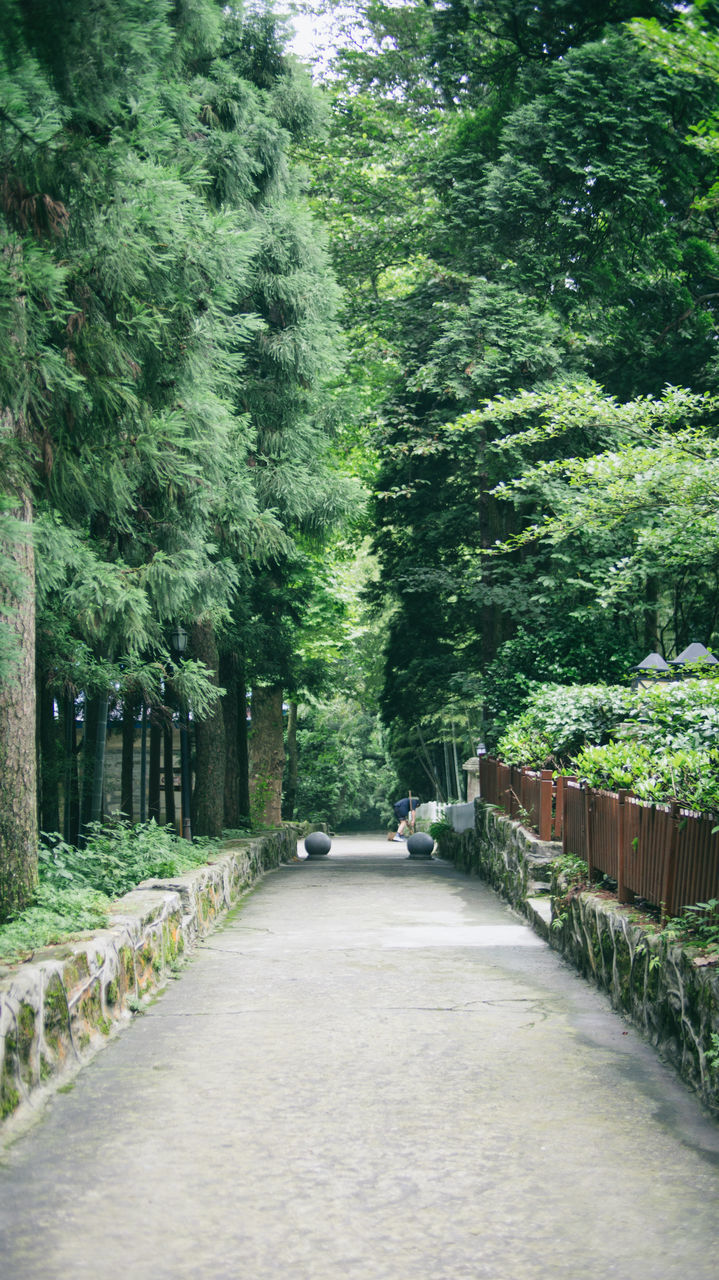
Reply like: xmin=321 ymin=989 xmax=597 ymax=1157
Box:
xmin=572 ymin=741 xmax=719 ymax=810
xmin=486 ymin=384 xmax=719 ymax=636
xmin=293 ymin=696 xmax=398 ymax=828
xmin=249 ymin=776 xmax=273 ymax=830
xmin=38 ymin=821 xmax=212 ymax=900
xmin=496 ymin=683 xmax=632 ymax=768
xmin=495 ymin=673 xmax=719 ymax=809
xmin=0 ymin=821 xmax=214 ymax=961
xmin=660 ymin=898 xmax=719 ymax=956
xmin=0 ymin=0 xmax=357 ymax=876
xmin=632 ymin=3 xmax=719 ymax=209
xmin=624 ymin=678 xmax=719 ymax=753
xmin=571 ymin=678 xmax=719 ymax=808
xmin=550 ymin=852 xmax=590 ymax=931
xmin=307 ymin=1 xmax=719 ymax=775
xmin=0 ymin=884 xmax=110 ymax=961
xmin=480 ymin=623 xmax=637 ymax=750
xmin=0 ymin=497 xmax=34 ymax=681
xmin=428 ymin=815 xmax=454 ymax=840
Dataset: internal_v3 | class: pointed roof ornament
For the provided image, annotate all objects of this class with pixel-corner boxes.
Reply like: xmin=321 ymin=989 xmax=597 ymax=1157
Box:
xmin=633 ymin=651 xmax=670 ymax=672
xmin=670 ymin=642 xmax=718 ymax=667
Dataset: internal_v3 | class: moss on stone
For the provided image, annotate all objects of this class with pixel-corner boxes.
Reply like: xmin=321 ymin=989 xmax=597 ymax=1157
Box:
xmin=615 ymin=942 xmax=633 ymax=1012
xmin=83 ymin=984 xmax=102 ymax=1024
xmin=0 ymin=1081 xmax=19 ymax=1119
xmin=44 ymin=974 xmax=69 ymax=1041
xmin=62 ymin=952 xmax=89 ymax=991
xmin=120 ymin=945 xmax=135 ymax=989
xmin=17 ymin=1003 xmax=35 ymax=1056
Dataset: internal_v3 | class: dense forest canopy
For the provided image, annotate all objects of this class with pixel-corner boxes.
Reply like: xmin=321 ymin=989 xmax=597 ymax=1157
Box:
xmin=0 ymin=0 xmax=362 ymax=914
xmin=2 ymin=0 xmax=719 ymax=915
xmin=302 ymin=0 xmax=719 ymax=791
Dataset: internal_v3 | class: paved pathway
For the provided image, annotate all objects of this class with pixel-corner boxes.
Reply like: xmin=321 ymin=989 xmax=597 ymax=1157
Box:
xmin=1 ymin=835 xmax=719 ymax=1279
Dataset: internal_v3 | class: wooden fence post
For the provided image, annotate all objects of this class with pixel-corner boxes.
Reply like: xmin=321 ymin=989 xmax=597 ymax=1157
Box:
xmin=584 ymin=784 xmax=594 ymax=882
xmin=662 ymin=801 xmax=680 ymax=921
xmin=616 ymin=789 xmax=629 ymax=904
xmin=539 ymin=770 xmax=553 ymax=841
xmin=509 ymin=766 xmax=519 ymax=820
xmin=555 ymin=774 xmax=565 ymax=844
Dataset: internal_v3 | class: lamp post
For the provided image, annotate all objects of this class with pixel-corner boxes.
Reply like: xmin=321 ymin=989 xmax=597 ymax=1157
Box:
xmin=170 ymin=624 xmax=192 ymax=841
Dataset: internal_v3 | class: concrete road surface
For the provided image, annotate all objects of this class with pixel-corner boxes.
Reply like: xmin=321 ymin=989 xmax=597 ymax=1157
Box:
xmin=1 ymin=835 xmax=718 ymax=1280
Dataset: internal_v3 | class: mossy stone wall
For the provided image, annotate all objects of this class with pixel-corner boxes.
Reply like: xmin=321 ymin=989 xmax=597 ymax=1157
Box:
xmin=554 ymin=889 xmax=719 ymax=1113
xmin=438 ymin=801 xmax=719 ymax=1117
xmin=439 ymin=802 xmax=556 ymax=912
xmin=0 ymin=827 xmax=298 ymax=1131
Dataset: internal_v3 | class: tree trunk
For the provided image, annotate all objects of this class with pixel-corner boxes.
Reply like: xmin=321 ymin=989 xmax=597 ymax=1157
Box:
xmin=283 ymin=699 xmax=298 ymax=820
xmin=121 ymin=693 xmax=138 ymax=821
xmin=220 ymin=650 xmax=241 ymax=829
xmin=249 ymin=684 xmax=284 ymax=827
xmin=37 ymin=661 xmax=60 ymax=837
xmin=163 ymin=721 xmax=176 ymax=830
xmin=139 ymin=702 xmax=147 ymax=823
xmin=148 ymin=712 xmax=162 ymax=823
xmin=94 ymin=695 xmax=109 ymax=824
xmin=0 ymin=492 xmax=38 ymax=918
xmin=79 ymin=692 xmax=108 ymax=840
xmin=179 ymin=712 xmax=192 ymax=840
xmin=191 ymin=619 xmax=225 ymax=837
xmin=62 ymin=690 xmax=80 ymax=845
xmin=237 ymin=667 xmax=250 ymax=824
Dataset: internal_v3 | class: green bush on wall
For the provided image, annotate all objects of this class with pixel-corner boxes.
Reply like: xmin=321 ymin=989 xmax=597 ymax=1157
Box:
xmin=495 ymin=677 xmax=719 ymax=811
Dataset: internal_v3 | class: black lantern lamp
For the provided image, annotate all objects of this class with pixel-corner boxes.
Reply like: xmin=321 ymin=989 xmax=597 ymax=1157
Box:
xmin=171 ymin=623 xmax=188 ymax=655
xmin=631 ymin=651 xmax=670 ymax=691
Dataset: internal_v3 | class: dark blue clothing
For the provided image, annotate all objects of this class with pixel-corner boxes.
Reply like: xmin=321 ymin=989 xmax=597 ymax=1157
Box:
xmin=393 ymin=797 xmax=419 ymax=820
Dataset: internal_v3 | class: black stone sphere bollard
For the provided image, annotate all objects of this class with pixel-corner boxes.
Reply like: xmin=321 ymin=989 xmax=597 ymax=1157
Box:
xmin=304 ymin=831 xmax=332 ymax=858
xmin=406 ymin=831 xmax=434 ymax=860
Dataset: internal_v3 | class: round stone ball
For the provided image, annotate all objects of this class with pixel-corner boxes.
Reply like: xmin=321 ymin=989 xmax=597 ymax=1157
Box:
xmin=304 ymin=830 xmax=331 ymax=858
xmin=406 ymin=831 xmax=434 ymax=859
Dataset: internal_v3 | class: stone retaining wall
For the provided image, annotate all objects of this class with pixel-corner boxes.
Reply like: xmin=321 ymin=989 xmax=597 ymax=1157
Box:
xmin=0 ymin=826 xmax=298 ymax=1134
xmin=442 ymin=801 xmax=556 ymax=916
xmin=439 ymin=801 xmax=719 ymax=1117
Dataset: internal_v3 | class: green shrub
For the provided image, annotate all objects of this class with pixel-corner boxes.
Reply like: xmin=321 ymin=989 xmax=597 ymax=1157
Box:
xmin=494 ymin=676 xmax=719 ymax=810
xmin=0 ymin=887 xmax=110 ymax=961
xmin=38 ymin=821 xmax=211 ymax=900
xmin=495 ymin=683 xmax=631 ymax=767
xmin=572 ymin=741 xmax=719 ymax=809
xmin=621 ymin=679 xmax=719 ymax=753
xmin=661 ymin=899 xmax=719 ymax=955
xmin=0 ymin=822 xmax=217 ymax=963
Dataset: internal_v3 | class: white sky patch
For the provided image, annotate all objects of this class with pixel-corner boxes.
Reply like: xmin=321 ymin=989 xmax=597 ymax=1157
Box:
xmin=287 ymin=3 xmax=341 ymax=72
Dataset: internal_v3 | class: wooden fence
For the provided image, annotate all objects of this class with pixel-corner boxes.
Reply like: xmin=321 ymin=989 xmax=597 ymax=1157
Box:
xmin=479 ymin=756 xmax=719 ymax=918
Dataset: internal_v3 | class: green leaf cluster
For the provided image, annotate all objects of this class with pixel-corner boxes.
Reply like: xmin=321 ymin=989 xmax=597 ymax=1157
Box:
xmin=0 ymin=820 xmax=214 ymax=961
xmin=496 ymin=683 xmax=632 ymax=768
xmin=495 ymin=673 xmax=719 ymax=810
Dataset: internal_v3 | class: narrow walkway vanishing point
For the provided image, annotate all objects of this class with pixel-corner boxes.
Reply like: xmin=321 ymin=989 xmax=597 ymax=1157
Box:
xmin=1 ymin=835 xmax=718 ymax=1280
